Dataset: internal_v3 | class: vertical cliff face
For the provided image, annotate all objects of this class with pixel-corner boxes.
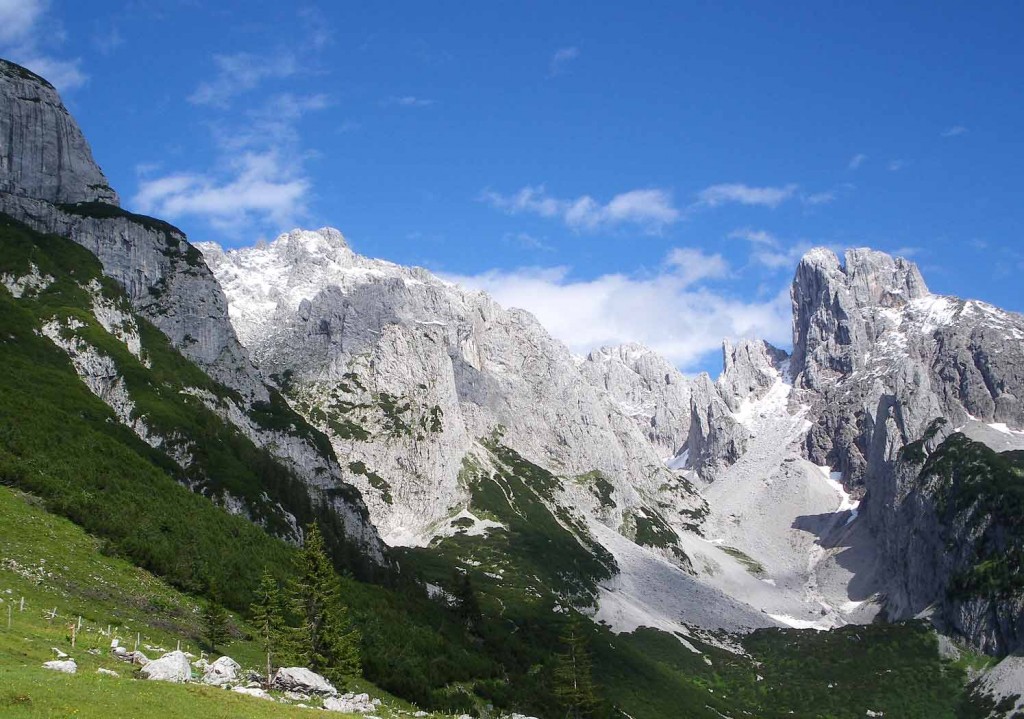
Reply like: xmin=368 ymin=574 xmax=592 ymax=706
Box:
xmin=0 ymin=58 xmax=385 ymax=563
xmin=579 ymin=343 xmax=692 ymax=460
xmin=0 ymin=60 xmax=118 ymax=205
xmin=787 ymin=247 xmax=1024 ymax=486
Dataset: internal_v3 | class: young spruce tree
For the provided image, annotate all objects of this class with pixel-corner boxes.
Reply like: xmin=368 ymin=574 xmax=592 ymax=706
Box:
xmin=553 ymin=613 xmax=599 ymax=719
xmin=202 ymin=584 xmax=229 ymax=652
xmin=250 ymin=570 xmax=294 ymax=683
xmin=291 ymin=523 xmax=362 ymax=681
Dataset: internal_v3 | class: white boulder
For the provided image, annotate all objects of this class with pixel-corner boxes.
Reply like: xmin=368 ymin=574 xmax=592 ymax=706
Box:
xmin=139 ymin=650 xmax=191 ymax=683
xmin=232 ymin=686 xmax=273 ymax=700
xmin=202 ymin=655 xmax=241 ymax=686
xmin=271 ymin=666 xmax=337 ymax=696
xmin=42 ymin=659 xmax=76 ymax=674
xmin=323 ymin=693 xmax=380 ymax=714
xmin=96 ymin=667 xmax=118 ymax=677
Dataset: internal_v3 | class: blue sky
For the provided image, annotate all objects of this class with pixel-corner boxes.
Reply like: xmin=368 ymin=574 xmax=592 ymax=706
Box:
xmin=3 ymin=1 xmax=1022 ymax=373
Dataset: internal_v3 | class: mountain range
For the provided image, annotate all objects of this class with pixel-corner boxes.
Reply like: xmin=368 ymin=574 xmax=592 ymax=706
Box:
xmin=3 ymin=56 xmax=1024 ymax=718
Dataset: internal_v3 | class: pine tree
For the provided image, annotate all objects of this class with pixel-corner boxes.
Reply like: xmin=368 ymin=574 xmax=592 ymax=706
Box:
xmin=453 ymin=569 xmax=482 ymax=633
xmin=250 ymin=570 xmax=294 ymax=683
xmin=552 ymin=613 xmax=599 ymax=719
xmin=202 ymin=592 xmax=229 ymax=652
xmin=290 ymin=523 xmax=362 ymax=681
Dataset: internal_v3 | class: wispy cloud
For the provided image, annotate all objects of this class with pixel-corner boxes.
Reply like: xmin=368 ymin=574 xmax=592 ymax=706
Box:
xmin=0 ymin=0 xmax=86 ymax=91
xmin=504 ymin=232 xmax=555 ymax=252
xmin=892 ymin=246 xmax=923 ymax=258
xmin=91 ymin=22 xmax=123 ymax=56
xmin=730 ymin=228 xmax=840 ymax=271
xmin=134 ymin=151 xmax=309 ymax=232
xmin=481 ymin=185 xmax=680 ymax=233
xmin=549 ymin=46 xmax=580 ymax=76
xmin=729 ymin=228 xmax=778 ymax=246
xmin=887 ymin=159 xmax=907 ymax=172
xmin=188 ymin=52 xmax=299 ymax=108
xmin=134 ymin=88 xmax=329 ymax=236
xmin=444 ymin=249 xmax=789 ymax=370
xmin=695 ymin=183 xmax=798 ymax=209
xmin=802 ymin=190 xmax=835 ymax=206
xmin=941 ymin=125 xmax=968 ymax=138
xmin=848 ymin=153 xmax=867 ymax=170
xmin=384 ymin=95 xmax=435 ymax=108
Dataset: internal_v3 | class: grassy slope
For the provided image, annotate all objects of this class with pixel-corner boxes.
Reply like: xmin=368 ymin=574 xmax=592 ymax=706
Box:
xmin=0 ymin=484 xmax=376 ymax=718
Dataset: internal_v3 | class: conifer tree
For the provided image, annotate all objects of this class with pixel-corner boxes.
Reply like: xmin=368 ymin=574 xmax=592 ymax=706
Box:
xmin=453 ymin=569 xmax=482 ymax=633
xmin=553 ymin=613 xmax=599 ymax=719
xmin=291 ymin=523 xmax=362 ymax=680
xmin=202 ymin=593 xmax=229 ymax=652
xmin=250 ymin=569 xmax=293 ymax=682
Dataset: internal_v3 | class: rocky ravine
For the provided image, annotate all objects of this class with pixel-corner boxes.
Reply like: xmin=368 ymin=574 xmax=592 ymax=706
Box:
xmin=0 ymin=58 xmax=384 ymax=560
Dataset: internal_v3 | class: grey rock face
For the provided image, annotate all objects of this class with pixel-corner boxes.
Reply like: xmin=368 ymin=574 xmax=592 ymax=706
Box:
xmin=0 ymin=60 xmax=118 ymax=205
xmin=789 ymin=247 xmax=1024 ymax=487
xmin=719 ymin=338 xmax=790 ymax=412
xmin=580 ymin=343 xmax=692 ymax=459
xmin=202 ymin=229 xmax=705 ymax=547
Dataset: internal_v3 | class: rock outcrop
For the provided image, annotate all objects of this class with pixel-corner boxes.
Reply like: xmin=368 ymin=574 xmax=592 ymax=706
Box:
xmin=0 ymin=60 xmax=118 ymax=205
xmin=202 ymin=655 xmax=241 ymax=686
xmin=201 ymin=229 xmax=705 ymax=548
xmin=271 ymin=666 xmax=338 ymax=696
xmin=140 ymin=650 xmax=192 ymax=683
xmin=580 ymin=343 xmax=692 ymax=459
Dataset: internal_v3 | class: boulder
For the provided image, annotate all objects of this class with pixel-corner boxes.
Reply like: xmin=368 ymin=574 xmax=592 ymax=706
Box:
xmin=42 ymin=659 xmax=76 ymax=674
xmin=139 ymin=650 xmax=191 ymax=683
xmin=202 ymin=655 xmax=240 ymax=686
xmin=271 ymin=666 xmax=338 ymax=696
xmin=323 ymin=693 xmax=380 ymax=714
xmin=96 ymin=667 xmax=118 ymax=677
xmin=232 ymin=686 xmax=273 ymax=701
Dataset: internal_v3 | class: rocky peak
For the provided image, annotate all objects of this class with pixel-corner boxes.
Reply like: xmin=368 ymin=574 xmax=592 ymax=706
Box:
xmin=718 ymin=338 xmax=789 ymax=412
xmin=790 ymin=247 xmax=928 ymax=389
xmin=843 ymin=248 xmax=929 ymax=308
xmin=0 ymin=59 xmax=118 ymax=205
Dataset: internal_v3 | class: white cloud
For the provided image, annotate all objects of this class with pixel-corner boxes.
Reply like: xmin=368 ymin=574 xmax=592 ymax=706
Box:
xmin=188 ymin=52 xmax=299 ymax=108
xmin=481 ymin=185 xmax=680 ymax=233
xmin=802 ymin=191 xmax=835 ymax=206
xmin=729 ymin=228 xmax=778 ymax=246
xmin=133 ymin=151 xmax=309 ymax=232
xmin=848 ymin=153 xmax=867 ymax=170
xmin=941 ymin=125 xmax=968 ymax=137
xmin=384 ymin=95 xmax=435 ymax=108
xmin=695 ymin=183 xmax=797 ymax=209
xmin=132 ymin=91 xmax=329 ymax=236
xmin=549 ymin=46 xmax=579 ymax=75
xmin=729 ymin=228 xmax=840 ymax=272
xmin=0 ymin=0 xmax=86 ymax=92
xmin=444 ymin=250 xmax=790 ymax=371
xmin=887 ymin=159 xmax=907 ymax=172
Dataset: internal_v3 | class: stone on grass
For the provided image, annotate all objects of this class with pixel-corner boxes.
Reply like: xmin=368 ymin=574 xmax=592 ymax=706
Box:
xmin=96 ymin=667 xmax=118 ymax=677
xmin=271 ymin=666 xmax=338 ymax=696
xmin=139 ymin=650 xmax=191 ymax=683
xmin=323 ymin=693 xmax=380 ymax=714
xmin=232 ymin=686 xmax=273 ymax=700
xmin=202 ymin=655 xmax=241 ymax=686
xmin=42 ymin=659 xmax=76 ymax=674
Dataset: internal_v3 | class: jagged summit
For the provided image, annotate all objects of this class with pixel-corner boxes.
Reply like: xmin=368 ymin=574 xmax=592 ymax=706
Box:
xmin=0 ymin=59 xmax=118 ymax=206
